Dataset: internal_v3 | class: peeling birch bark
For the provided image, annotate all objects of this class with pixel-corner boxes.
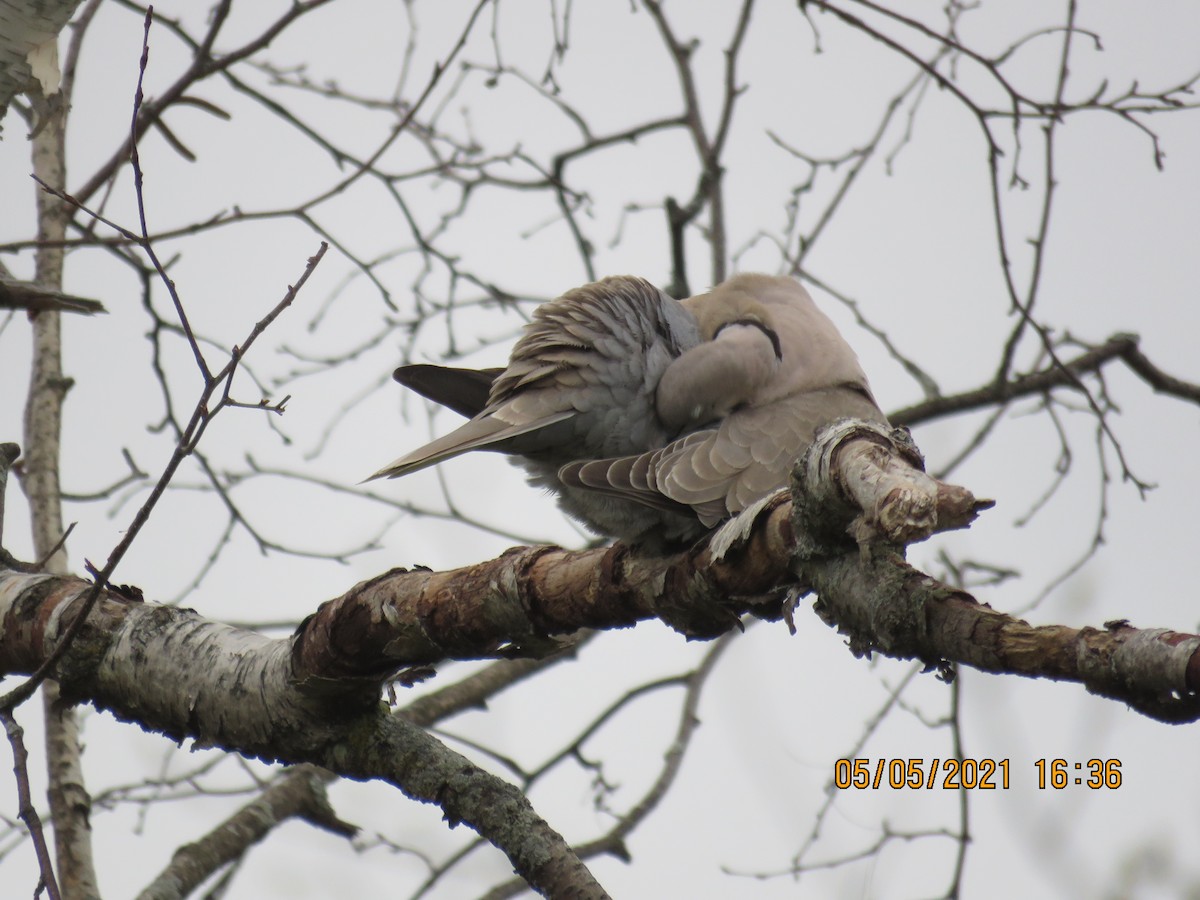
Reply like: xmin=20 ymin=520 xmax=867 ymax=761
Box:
xmin=802 ymin=549 xmax=1200 ymax=723
xmin=2 ymin=492 xmax=1198 ymax=743
xmin=0 ymin=0 xmax=83 ymax=127
xmin=797 ymin=420 xmax=994 ymax=551
xmin=135 ymin=654 xmax=575 ymax=899
xmin=0 ymin=569 xmax=609 ymax=899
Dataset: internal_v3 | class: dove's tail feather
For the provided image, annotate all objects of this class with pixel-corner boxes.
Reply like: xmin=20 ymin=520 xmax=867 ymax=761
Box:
xmin=393 ymin=364 xmax=503 ymax=420
xmin=362 ymin=409 xmax=575 ymax=483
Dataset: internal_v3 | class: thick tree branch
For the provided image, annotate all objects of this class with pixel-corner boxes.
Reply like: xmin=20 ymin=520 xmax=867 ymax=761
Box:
xmin=0 ymin=570 xmax=607 ymax=898
xmin=804 ymin=548 xmax=1200 ymax=723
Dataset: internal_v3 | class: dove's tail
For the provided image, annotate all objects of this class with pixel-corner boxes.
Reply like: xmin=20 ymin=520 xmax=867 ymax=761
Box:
xmin=362 ymin=409 xmax=575 ymax=483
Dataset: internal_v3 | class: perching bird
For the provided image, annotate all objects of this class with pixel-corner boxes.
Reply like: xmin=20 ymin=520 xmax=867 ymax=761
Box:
xmin=366 ymin=275 xmax=707 ymax=538
xmin=367 ymin=273 xmax=886 ymax=543
xmin=562 ymin=274 xmax=887 ymax=533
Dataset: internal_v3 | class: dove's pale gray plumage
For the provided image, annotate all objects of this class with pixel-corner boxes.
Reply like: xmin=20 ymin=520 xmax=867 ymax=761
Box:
xmin=367 ymin=273 xmax=886 ymax=543
xmin=366 ymin=275 xmax=708 ymax=538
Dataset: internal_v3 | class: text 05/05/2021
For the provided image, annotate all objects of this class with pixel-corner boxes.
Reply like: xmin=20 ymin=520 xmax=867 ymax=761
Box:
xmin=834 ymin=758 xmax=1010 ymax=790
xmin=834 ymin=758 xmax=1125 ymax=791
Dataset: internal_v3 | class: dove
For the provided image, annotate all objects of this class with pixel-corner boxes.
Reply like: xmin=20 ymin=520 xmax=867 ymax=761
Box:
xmin=368 ymin=273 xmax=886 ymax=544
xmin=365 ymin=275 xmax=708 ymax=538
xmin=561 ymin=274 xmax=887 ymax=534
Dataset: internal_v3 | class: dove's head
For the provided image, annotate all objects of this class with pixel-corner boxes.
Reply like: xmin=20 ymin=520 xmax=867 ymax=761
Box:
xmin=684 ymin=278 xmax=777 ymax=341
xmin=686 ymin=272 xmax=819 ymax=334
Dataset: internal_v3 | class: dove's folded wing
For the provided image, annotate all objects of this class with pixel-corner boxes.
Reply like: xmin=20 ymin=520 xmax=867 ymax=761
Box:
xmin=560 ymin=274 xmax=888 ymax=530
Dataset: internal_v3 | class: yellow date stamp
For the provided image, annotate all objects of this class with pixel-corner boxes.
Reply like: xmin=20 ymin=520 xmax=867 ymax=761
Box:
xmin=834 ymin=758 xmax=1125 ymax=790
xmin=834 ymin=758 xmax=1009 ymax=790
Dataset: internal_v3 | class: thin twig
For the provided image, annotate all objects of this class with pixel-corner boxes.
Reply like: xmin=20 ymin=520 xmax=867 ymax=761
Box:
xmin=0 ymin=710 xmax=61 ymax=900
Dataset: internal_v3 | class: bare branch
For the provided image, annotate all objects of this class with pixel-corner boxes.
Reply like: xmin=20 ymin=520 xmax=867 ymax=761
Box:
xmin=890 ymin=333 xmax=1200 ymax=427
xmin=0 ymin=266 xmax=105 ymax=315
xmin=0 ymin=710 xmax=60 ymax=900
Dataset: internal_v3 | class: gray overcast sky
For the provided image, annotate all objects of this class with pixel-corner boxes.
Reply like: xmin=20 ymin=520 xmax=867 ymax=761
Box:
xmin=2 ymin=2 xmax=1200 ymax=897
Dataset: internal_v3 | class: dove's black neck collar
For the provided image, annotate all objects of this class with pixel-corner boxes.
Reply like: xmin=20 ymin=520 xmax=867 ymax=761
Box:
xmin=714 ymin=318 xmax=783 ymax=360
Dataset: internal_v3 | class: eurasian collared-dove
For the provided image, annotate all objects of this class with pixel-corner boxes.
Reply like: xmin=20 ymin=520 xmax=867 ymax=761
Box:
xmin=561 ymin=273 xmax=887 ymax=534
xmin=365 ymin=275 xmax=708 ymax=538
xmin=367 ymin=273 xmax=886 ymax=543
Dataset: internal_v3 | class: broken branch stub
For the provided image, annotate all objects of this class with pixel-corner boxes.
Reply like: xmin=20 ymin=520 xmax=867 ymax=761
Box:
xmin=793 ymin=420 xmax=994 ymax=557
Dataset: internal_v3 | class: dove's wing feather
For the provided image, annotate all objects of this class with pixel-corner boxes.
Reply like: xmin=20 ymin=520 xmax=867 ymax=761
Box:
xmin=560 ymin=384 xmax=884 ymax=527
